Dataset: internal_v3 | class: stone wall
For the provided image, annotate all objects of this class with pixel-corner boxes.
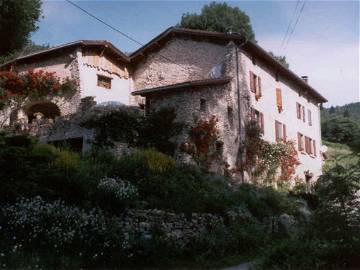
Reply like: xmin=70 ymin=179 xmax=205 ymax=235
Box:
xmin=131 ymin=38 xmax=228 ymax=105
xmin=120 ymin=209 xmax=223 ymax=247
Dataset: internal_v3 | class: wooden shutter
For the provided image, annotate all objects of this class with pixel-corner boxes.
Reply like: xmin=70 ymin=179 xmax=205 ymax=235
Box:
xmin=313 ymin=140 xmax=316 ymax=156
xmin=249 ymin=71 xmax=255 ymax=92
xmin=302 ymin=106 xmax=306 ymax=122
xmin=260 ymin=112 xmax=264 ymax=134
xmin=276 ymin=88 xmax=282 ymax=111
xmin=257 ymin=77 xmax=262 ymax=98
xmin=296 ymin=103 xmax=301 ymax=119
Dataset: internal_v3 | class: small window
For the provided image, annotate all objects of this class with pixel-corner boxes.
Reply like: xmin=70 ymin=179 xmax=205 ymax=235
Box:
xmin=249 ymin=71 xmax=257 ymax=93
xmin=251 ymin=107 xmax=264 ymax=134
xmin=97 ymin=75 xmax=112 ymax=89
xmin=308 ymin=110 xmax=312 ymax=126
xmin=228 ymin=106 xmax=234 ymax=128
xmin=296 ymin=103 xmax=302 ymax=119
xmin=200 ymin=99 xmax=206 ymax=112
xmin=305 ymin=136 xmax=314 ymax=155
xmin=298 ymin=132 xmax=304 ymax=151
xmin=276 ymin=88 xmax=283 ymax=112
xmin=275 ymin=120 xmax=286 ymax=142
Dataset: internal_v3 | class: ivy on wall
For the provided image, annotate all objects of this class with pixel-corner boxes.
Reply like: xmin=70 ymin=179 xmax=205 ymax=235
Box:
xmin=244 ymin=121 xmax=300 ymax=184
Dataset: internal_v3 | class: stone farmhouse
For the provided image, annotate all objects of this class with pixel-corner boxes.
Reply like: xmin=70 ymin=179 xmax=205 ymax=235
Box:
xmin=0 ymin=27 xmax=327 ymax=181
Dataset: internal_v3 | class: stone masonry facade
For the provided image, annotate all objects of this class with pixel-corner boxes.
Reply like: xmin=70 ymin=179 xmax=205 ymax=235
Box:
xmin=0 ymin=28 xmax=326 ymax=182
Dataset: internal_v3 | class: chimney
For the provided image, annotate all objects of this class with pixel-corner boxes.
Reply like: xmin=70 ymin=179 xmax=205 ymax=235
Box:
xmin=301 ymin=76 xmax=308 ymax=83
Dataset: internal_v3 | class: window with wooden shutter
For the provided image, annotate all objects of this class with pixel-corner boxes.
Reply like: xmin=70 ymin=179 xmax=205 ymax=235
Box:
xmin=275 ymin=120 xmax=285 ymax=142
xmin=276 ymin=88 xmax=283 ymax=112
xmin=298 ymin=132 xmax=304 ymax=151
xmin=249 ymin=71 xmax=256 ymax=92
xmin=308 ymin=110 xmax=312 ymax=126
xmin=250 ymin=107 xmax=264 ymax=134
xmin=302 ymin=106 xmax=306 ymax=122
xmin=296 ymin=103 xmax=301 ymax=119
xmin=256 ymin=77 xmax=262 ymax=100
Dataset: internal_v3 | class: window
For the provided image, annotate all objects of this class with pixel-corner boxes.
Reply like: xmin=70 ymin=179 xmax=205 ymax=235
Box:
xmin=296 ymin=103 xmax=302 ymax=119
xmin=228 ymin=106 xmax=234 ymax=128
xmin=276 ymin=88 xmax=283 ymax=112
xmin=249 ymin=71 xmax=257 ymax=93
xmin=297 ymin=132 xmax=304 ymax=151
xmin=305 ymin=137 xmax=312 ymax=155
xmin=313 ymin=140 xmax=317 ymax=156
xmin=308 ymin=110 xmax=312 ymax=126
xmin=296 ymin=102 xmax=306 ymax=122
xmin=302 ymin=106 xmax=306 ymax=122
xmin=249 ymin=71 xmax=262 ymax=99
xmin=97 ymin=75 xmax=112 ymax=89
xmin=251 ymin=108 xmax=264 ymax=134
xmin=200 ymin=99 xmax=206 ymax=112
xmin=275 ymin=120 xmax=286 ymax=141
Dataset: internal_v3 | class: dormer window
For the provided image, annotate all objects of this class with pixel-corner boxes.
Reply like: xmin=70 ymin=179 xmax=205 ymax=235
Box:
xmin=97 ymin=75 xmax=112 ymax=89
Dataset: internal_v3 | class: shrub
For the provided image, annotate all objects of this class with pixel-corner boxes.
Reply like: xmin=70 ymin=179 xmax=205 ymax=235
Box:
xmin=81 ymin=107 xmax=184 ymax=155
xmin=0 ymin=197 xmax=128 ymax=268
xmin=97 ymin=177 xmax=138 ymax=210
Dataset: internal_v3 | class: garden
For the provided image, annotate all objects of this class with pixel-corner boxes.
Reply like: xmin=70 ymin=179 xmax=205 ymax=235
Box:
xmin=0 ymin=104 xmax=359 ymax=269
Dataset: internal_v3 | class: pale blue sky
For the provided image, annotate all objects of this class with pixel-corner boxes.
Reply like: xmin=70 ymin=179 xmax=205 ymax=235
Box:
xmin=32 ymin=0 xmax=359 ymax=106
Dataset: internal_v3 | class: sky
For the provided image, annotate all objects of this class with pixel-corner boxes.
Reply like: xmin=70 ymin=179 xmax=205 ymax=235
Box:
xmin=31 ymin=0 xmax=359 ymax=107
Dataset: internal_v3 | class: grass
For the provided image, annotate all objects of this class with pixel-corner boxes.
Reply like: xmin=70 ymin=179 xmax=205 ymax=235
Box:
xmin=323 ymin=140 xmax=359 ymax=172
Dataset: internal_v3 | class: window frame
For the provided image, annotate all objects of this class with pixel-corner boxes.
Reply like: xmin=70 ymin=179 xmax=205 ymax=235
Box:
xmin=97 ymin=74 xmax=112 ymax=89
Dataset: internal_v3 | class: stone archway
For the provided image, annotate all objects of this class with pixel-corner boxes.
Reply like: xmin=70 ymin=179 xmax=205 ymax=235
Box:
xmin=26 ymin=102 xmax=61 ymax=123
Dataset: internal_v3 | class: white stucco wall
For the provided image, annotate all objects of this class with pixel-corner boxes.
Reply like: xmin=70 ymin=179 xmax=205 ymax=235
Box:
xmin=77 ymin=50 xmax=131 ymax=105
xmin=239 ymin=50 xmax=323 ymax=180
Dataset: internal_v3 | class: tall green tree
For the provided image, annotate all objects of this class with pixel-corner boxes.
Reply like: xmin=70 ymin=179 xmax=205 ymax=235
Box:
xmin=179 ymin=2 xmax=255 ymax=41
xmin=0 ymin=0 xmax=42 ymax=56
xmin=179 ymin=2 xmax=289 ymax=68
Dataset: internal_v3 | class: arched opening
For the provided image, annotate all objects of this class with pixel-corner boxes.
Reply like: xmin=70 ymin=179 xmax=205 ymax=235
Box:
xmin=26 ymin=102 xmax=61 ymax=123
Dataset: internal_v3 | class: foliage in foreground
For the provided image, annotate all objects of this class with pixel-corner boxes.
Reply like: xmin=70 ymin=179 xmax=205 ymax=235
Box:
xmin=255 ymin=162 xmax=360 ymax=270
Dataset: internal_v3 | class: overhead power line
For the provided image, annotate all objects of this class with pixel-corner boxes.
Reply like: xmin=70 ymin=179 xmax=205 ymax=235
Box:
xmin=65 ymin=0 xmax=189 ymax=69
xmin=283 ymin=0 xmax=306 ymax=51
xmin=279 ymin=0 xmax=301 ymax=50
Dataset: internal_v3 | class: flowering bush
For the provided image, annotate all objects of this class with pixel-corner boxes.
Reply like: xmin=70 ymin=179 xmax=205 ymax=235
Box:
xmin=0 ymin=197 xmax=128 ymax=263
xmin=98 ymin=177 xmax=138 ymax=203
xmin=0 ymin=70 xmax=76 ymax=110
xmin=244 ymin=121 xmax=300 ymax=184
xmin=181 ymin=116 xmax=222 ymax=170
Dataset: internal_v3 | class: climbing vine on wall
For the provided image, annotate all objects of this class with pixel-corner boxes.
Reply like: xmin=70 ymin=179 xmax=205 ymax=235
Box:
xmin=244 ymin=120 xmax=300 ymax=184
xmin=181 ymin=116 xmax=223 ymax=171
xmin=0 ymin=70 xmax=76 ymax=110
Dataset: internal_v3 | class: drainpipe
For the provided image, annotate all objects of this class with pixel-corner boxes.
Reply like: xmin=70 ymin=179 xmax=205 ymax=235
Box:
xmin=235 ymin=45 xmax=245 ymax=182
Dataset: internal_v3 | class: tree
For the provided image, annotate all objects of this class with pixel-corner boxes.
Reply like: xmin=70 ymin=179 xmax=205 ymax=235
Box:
xmin=268 ymin=51 xmax=290 ymax=69
xmin=0 ymin=0 xmax=42 ymax=56
xmin=0 ymin=42 xmax=49 ymax=64
xmin=179 ymin=2 xmax=255 ymax=41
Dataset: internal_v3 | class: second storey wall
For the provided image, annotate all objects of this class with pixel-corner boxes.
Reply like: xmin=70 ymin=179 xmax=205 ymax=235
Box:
xmin=238 ymin=48 xmax=323 ymax=179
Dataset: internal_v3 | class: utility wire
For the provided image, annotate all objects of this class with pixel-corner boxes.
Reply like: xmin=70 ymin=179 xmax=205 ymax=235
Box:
xmin=279 ymin=0 xmax=300 ymax=50
xmin=65 ymin=0 xmax=251 ymax=76
xmin=283 ymin=0 xmax=306 ymax=52
xmin=65 ymin=0 xmax=189 ymax=69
